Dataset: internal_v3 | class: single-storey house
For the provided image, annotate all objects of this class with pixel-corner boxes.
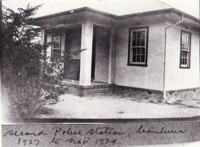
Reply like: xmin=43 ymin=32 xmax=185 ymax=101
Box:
xmin=33 ymin=0 xmax=200 ymax=100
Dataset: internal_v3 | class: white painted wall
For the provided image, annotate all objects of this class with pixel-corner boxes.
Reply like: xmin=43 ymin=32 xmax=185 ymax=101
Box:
xmin=165 ymin=27 xmax=200 ymax=90
xmin=114 ymin=25 xmax=165 ymax=91
xmin=94 ymin=27 xmax=109 ymax=83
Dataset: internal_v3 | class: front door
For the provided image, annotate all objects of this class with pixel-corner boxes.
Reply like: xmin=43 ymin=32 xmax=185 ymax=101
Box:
xmin=63 ymin=27 xmax=81 ymax=80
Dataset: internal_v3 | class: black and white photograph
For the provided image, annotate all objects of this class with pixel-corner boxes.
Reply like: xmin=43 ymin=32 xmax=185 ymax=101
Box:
xmin=1 ymin=0 xmax=200 ymax=146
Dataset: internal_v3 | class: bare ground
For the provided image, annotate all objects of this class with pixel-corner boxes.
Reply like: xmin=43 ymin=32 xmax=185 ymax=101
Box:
xmin=37 ymin=94 xmax=200 ymax=119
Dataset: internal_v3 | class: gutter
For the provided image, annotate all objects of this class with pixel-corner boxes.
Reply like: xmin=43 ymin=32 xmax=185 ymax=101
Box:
xmin=163 ymin=15 xmax=184 ymax=102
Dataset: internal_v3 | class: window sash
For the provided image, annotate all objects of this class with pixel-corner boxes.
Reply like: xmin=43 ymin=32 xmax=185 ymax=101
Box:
xmin=180 ymin=31 xmax=191 ymax=68
xmin=51 ymin=35 xmax=61 ymax=61
xmin=180 ymin=51 xmax=189 ymax=66
xmin=131 ymin=47 xmax=146 ymax=64
xmin=129 ymin=28 xmax=147 ymax=65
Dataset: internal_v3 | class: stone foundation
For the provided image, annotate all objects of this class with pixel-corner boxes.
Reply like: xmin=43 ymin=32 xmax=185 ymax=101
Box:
xmin=63 ymin=83 xmax=114 ymax=97
xmin=114 ymin=85 xmax=163 ymax=99
xmin=62 ymin=82 xmax=200 ymax=100
xmin=62 ymin=83 xmax=163 ymax=98
xmin=166 ymin=88 xmax=200 ymax=101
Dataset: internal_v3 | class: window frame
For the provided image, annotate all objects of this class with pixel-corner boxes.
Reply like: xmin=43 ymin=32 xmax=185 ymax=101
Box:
xmin=51 ymin=35 xmax=62 ymax=62
xmin=179 ymin=30 xmax=191 ymax=69
xmin=127 ymin=26 xmax=149 ymax=66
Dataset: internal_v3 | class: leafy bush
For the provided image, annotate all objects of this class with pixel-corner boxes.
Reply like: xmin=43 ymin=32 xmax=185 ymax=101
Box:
xmin=1 ymin=5 xmax=50 ymax=119
xmin=1 ymin=4 xmax=82 ymax=119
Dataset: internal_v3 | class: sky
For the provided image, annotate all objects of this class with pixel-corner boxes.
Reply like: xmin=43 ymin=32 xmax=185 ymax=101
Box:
xmin=2 ymin=0 xmax=200 ymax=18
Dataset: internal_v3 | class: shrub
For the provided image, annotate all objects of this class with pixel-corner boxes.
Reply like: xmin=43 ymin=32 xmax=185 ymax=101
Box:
xmin=1 ymin=4 xmax=78 ymax=119
xmin=1 ymin=5 xmax=47 ymax=119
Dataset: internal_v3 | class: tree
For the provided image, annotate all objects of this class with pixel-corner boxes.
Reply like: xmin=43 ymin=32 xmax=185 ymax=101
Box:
xmin=1 ymin=4 xmax=81 ymax=120
xmin=1 ymin=4 xmax=47 ymax=119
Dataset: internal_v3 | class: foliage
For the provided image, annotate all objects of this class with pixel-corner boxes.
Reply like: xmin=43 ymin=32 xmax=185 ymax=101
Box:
xmin=42 ymin=49 xmax=83 ymax=82
xmin=2 ymin=4 xmax=83 ymax=119
xmin=1 ymin=5 xmax=62 ymax=119
xmin=2 ymin=5 xmax=43 ymax=81
xmin=2 ymin=5 xmax=45 ymax=118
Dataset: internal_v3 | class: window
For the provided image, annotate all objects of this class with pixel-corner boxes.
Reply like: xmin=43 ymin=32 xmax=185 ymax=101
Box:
xmin=180 ymin=31 xmax=191 ymax=68
xmin=128 ymin=27 xmax=148 ymax=66
xmin=51 ymin=35 xmax=61 ymax=61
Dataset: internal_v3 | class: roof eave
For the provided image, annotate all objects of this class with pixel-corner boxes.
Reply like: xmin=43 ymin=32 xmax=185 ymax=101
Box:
xmin=34 ymin=7 xmax=117 ymax=21
xmin=33 ymin=7 xmax=199 ymax=27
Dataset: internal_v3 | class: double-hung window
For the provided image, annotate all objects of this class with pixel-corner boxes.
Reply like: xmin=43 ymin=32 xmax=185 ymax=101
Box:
xmin=180 ymin=31 xmax=191 ymax=68
xmin=128 ymin=27 xmax=148 ymax=66
xmin=51 ymin=35 xmax=61 ymax=62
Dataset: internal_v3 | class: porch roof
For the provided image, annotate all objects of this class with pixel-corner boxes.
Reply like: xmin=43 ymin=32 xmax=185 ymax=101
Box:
xmin=33 ymin=7 xmax=199 ymax=31
xmin=32 ymin=0 xmax=199 ymax=30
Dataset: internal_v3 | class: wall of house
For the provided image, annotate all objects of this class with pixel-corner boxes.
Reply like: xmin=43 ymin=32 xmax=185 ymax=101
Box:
xmin=94 ymin=26 xmax=110 ymax=82
xmin=114 ymin=25 xmax=166 ymax=91
xmin=165 ymin=27 xmax=200 ymax=90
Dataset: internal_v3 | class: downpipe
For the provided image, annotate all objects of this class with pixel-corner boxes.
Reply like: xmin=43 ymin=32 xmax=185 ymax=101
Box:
xmin=163 ymin=15 xmax=184 ymax=103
